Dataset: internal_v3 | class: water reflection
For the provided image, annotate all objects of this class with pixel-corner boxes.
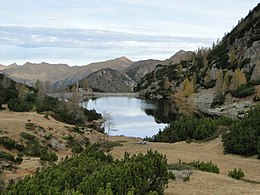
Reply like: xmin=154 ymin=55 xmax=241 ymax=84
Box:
xmin=142 ymin=100 xmax=179 ymax=123
xmin=82 ymin=97 xmax=179 ymax=138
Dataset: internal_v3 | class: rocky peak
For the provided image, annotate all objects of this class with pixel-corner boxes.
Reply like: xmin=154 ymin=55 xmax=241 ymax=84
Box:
xmin=81 ymin=68 xmax=135 ymax=93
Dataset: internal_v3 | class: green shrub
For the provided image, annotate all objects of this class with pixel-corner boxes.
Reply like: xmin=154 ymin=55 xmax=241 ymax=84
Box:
xmin=44 ymin=134 xmax=52 ymax=140
xmin=8 ymin=99 xmax=34 ymax=112
xmin=149 ymin=116 xmax=233 ymax=143
xmin=180 ymin=160 xmax=220 ymax=174
xmin=230 ymin=84 xmax=255 ymax=98
xmin=228 ymin=168 xmax=245 ymax=180
xmin=40 ymin=150 xmax=58 ymax=162
xmin=204 ymin=79 xmax=216 ymax=89
xmin=182 ymin=175 xmax=190 ymax=182
xmin=93 ymin=141 xmax=123 ymax=152
xmin=0 ymin=137 xmax=24 ymax=151
xmin=0 ymin=150 xmax=15 ymax=162
xmin=6 ymin=148 xmax=172 ymax=195
xmin=222 ymin=105 xmax=260 ymax=156
xmin=65 ymin=136 xmax=83 ymax=154
xmin=211 ymin=93 xmax=225 ymax=108
xmin=248 ymin=79 xmax=260 ymax=86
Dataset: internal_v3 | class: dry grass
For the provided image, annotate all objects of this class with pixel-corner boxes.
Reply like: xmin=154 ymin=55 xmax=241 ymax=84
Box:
xmin=109 ymin=136 xmax=260 ymax=194
xmin=1 ymin=109 xmax=259 ymax=194
xmin=0 ymin=109 xmax=105 ymax=182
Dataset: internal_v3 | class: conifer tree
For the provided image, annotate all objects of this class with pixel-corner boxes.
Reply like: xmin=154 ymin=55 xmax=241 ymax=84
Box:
xmin=229 ymin=68 xmax=247 ymax=90
xmin=222 ymin=72 xmax=230 ymax=94
xmin=229 ymin=48 xmax=236 ymax=65
xmin=18 ymin=84 xmax=30 ymax=100
xmin=215 ymin=69 xmax=223 ymax=93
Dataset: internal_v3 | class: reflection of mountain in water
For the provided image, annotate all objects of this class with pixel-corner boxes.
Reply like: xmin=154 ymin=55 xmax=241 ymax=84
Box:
xmin=141 ymin=100 xmax=179 ymax=123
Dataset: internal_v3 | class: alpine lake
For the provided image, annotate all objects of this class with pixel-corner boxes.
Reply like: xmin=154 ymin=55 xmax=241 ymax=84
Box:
xmin=82 ymin=96 xmax=179 ymax=138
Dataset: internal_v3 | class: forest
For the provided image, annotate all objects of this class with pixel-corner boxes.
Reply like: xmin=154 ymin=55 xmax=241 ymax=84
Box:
xmin=0 ymin=74 xmax=102 ymax=127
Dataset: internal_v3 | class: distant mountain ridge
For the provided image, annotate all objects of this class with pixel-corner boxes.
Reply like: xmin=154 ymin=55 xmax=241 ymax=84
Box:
xmin=126 ymin=50 xmax=193 ymax=82
xmin=0 ymin=57 xmax=133 ymax=87
xmin=52 ymin=57 xmax=133 ymax=90
xmin=1 ymin=62 xmax=79 ymax=85
xmin=0 ymin=51 xmax=193 ymax=92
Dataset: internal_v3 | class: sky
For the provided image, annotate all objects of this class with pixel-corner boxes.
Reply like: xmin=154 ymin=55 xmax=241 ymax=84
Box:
xmin=0 ymin=0 xmax=259 ymax=66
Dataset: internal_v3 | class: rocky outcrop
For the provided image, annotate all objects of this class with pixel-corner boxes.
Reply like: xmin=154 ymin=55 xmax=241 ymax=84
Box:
xmin=194 ymin=89 xmax=215 ymax=111
xmin=82 ymin=68 xmax=135 ymax=93
xmin=165 ymin=50 xmax=194 ymax=65
xmin=126 ymin=59 xmax=163 ymax=83
xmin=244 ymin=41 xmax=260 ymax=80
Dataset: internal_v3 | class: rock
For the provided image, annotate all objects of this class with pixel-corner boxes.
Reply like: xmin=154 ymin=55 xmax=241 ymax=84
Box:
xmin=194 ymin=90 xmax=215 ymax=111
xmin=83 ymin=68 xmax=135 ymax=92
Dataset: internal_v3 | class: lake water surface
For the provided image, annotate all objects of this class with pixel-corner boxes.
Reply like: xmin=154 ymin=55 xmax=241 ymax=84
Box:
xmin=82 ymin=96 xmax=179 ymax=138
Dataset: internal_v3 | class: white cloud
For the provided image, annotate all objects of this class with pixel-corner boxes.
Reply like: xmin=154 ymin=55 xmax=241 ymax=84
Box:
xmin=0 ymin=1 xmax=258 ymax=64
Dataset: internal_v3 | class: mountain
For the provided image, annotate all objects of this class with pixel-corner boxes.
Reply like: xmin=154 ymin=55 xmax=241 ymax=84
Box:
xmin=165 ymin=50 xmax=194 ymax=65
xmin=125 ymin=59 xmax=163 ymax=83
xmin=0 ymin=56 xmax=133 ymax=90
xmin=136 ymin=3 xmax=260 ymax=103
xmin=126 ymin=50 xmax=193 ymax=83
xmin=1 ymin=62 xmax=80 ymax=85
xmin=52 ymin=57 xmax=133 ymax=90
xmin=0 ymin=65 xmax=6 ymax=70
xmin=80 ymin=68 xmax=134 ymax=93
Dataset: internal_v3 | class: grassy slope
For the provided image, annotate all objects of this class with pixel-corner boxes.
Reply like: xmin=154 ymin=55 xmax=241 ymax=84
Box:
xmin=1 ymin=109 xmax=259 ymax=194
xmin=0 ymin=108 xmax=106 ymax=181
xmin=109 ymin=136 xmax=260 ymax=195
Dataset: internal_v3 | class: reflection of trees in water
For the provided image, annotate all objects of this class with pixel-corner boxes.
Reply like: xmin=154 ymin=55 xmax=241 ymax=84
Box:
xmin=142 ymin=100 xmax=179 ymax=123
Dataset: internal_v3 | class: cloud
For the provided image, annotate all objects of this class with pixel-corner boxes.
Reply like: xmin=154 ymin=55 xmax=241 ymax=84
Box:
xmin=0 ymin=26 xmax=214 ymax=65
xmin=0 ymin=1 xmax=258 ymax=64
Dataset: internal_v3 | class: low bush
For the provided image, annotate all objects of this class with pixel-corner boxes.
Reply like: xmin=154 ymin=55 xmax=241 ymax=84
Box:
xmin=178 ymin=159 xmax=220 ymax=174
xmin=222 ymin=105 xmax=260 ymax=157
xmin=204 ymin=79 xmax=216 ymax=89
xmin=0 ymin=150 xmax=15 ymax=162
xmin=93 ymin=141 xmax=123 ymax=152
xmin=8 ymin=99 xmax=34 ymax=112
xmin=0 ymin=137 xmax=24 ymax=151
xmin=149 ymin=116 xmax=233 ymax=143
xmin=0 ymin=151 xmax=22 ymax=163
xmin=228 ymin=168 xmax=245 ymax=180
xmin=6 ymin=148 xmax=172 ymax=195
xmin=40 ymin=150 xmax=58 ymax=162
xmin=65 ymin=135 xmax=83 ymax=154
xmin=230 ymin=84 xmax=255 ymax=98
xmin=211 ymin=93 xmax=225 ymax=108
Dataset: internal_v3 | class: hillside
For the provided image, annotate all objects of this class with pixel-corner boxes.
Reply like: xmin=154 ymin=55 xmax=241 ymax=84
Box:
xmin=1 ymin=110 xmax=259 ymax=194
xmin=52 ymin=57 xmax=133 ymax=90
xmin=80 ymin=68 xmax=135 ymax=93
xmin=0 ymin=109 xmax=105 ymax=182
xmin=109 ymin=136 xmax=260 ymax=194
xmin=1 ymin=62 xmax=80 ymax=85
xmin=136 ymin=3 xmax=260 ymax=113
xmin=126 ymin=50 xmax=193 ymax=83
xmin=0 ymin=65 xmax=6 ymax=71
xmin=0 ymin=57 xmax=133 ymax=91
